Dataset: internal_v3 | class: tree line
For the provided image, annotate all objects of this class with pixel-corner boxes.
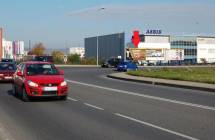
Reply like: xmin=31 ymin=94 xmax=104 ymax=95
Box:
xmin=28 ymin=42 xmax=96 ymax=65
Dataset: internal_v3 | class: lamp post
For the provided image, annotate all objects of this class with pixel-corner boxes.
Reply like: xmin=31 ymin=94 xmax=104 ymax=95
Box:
xmin=68 ymin=7 xmax=106 ymax=66
xmin=97 ymin=36 xmax=99 ymax=66
xmin=96 ymin=7 xmax=106 ymax=66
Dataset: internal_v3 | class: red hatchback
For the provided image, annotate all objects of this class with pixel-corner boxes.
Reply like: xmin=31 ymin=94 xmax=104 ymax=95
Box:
xmin=0 ymin=62 xmax=16 ymax=82
xmin=13 ymin=61 xmax=68 ymax=101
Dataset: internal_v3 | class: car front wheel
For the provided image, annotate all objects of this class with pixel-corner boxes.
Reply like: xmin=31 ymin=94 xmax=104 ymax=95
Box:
xmin=13 ymin=84 xmax=18 ymax=97
xmin=22 ymin=87 xmax=30 ymax=102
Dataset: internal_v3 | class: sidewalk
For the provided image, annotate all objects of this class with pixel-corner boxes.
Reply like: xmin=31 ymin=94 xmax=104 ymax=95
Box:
xmin=107 ymin=72 xmax=215 ymax=92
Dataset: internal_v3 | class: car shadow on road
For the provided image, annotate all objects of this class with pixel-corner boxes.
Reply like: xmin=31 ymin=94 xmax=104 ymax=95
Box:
xmin=0 ymin=81 xmax=13 ymax=84
xmin=7 ymin=89 xmax=64 ymax=102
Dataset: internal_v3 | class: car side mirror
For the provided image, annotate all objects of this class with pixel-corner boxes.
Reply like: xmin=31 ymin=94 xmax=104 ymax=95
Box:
xmin=59 ymin=70 xmax=64 ymax=75
xmin=17 ymin=71 xmax=23 ymax=77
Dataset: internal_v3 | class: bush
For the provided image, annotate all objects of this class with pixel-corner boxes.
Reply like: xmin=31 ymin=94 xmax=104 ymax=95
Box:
xmin=67 ymin=54 xmax=81 ymax=64
xmin=51 ymin=51 xmax=64 ymax=64
xmin=80 ymin=58 xmax=96 ymax=65
xmin=53 ymin=57 xmax=64 ymax=64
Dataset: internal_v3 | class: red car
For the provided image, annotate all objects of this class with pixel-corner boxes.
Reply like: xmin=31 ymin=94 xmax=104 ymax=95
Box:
xmin=0 ymin=62 xmax=16 ymax=82
xmin=13 ymin=61 xmax=68 ymax=101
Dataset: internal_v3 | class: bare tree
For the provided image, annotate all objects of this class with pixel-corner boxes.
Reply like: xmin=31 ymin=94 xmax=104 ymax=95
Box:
xmin=31 ymin=43 xmax=46 ymax=56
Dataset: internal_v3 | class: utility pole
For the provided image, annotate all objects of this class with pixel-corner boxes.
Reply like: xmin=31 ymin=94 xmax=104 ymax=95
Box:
xmin=29 ymin=40 xmax=32 ymax=51
xmin=96 ymin=36 xmax=99 ymax=66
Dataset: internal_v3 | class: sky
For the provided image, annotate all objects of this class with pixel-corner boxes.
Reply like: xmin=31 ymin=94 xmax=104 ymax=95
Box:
xmin=0 ymin=0 xmax=215 ymax=49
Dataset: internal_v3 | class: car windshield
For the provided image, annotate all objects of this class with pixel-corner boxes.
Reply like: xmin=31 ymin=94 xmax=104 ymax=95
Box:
xmin=26 ymin=64 xmax=59 ymax=76
xmin=0 ymin=63 xmax=16 ymax=70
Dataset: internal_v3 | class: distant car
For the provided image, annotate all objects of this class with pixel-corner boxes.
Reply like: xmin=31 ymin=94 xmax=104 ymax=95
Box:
xmin=33 ymin=56 xmax=53 ymax=62
xmin=13 ymin=61 xmax=68 ymax=101
xmin=117 ymin=61 xmax=138 ymax=71
xmin=101 ymin=58 xmax=123 ymax=68
xmin=0 ymin=62 xmax=16 ymax=82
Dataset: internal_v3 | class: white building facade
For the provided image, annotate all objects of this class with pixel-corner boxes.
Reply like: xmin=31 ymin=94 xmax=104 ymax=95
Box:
xmin=128 ymin=34 xmax=215 ymax=64
xmin=138 ymin=35 xmax=171 ymax=49
xmin=69 ymin=47 xmax=85 ymax=58
xmin=13 ymin=41 xmax=25 ymax=60
xmin=2 ymin=38 xmax=13 ymax=59
xmin=2 ymin=39 xmax=25 ymax=60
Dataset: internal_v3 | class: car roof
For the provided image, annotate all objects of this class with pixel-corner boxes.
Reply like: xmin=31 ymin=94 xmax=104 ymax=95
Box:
xmin=23 ymin=61 xmax=52 ymax=64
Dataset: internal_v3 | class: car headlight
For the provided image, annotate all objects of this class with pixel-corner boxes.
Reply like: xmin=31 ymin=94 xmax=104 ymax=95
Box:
xmin=124 ymin=65 xmax=127 ymax=68
xmin=60 ymin=81 xmax=67 ymax=86
xmin=28 ymin=80 xmax=38 ymax=87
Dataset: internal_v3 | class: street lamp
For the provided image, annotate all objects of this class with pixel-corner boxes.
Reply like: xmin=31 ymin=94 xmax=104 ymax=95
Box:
xmin=68 ymin=7 xmax=106 ymax=67
xmin=96 ymin=7 xmax=106 ymax=66
xmin=97 ymin=36 xmax=99 ymax=66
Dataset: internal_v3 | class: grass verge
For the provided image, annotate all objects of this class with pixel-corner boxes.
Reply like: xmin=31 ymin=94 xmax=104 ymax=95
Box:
xmin=127 ymin=67 xmax=215 ymax=84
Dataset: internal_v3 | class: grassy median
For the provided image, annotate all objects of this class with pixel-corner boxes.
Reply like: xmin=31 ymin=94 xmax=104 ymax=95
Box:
xmin=127 ymin=67 xmax=215 ymax=84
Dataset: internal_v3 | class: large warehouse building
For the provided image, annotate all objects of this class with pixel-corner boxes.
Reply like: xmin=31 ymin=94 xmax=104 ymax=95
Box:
xmin=85 ymin=33 xmax=125 ymax=61
xmin=137 ymin=35 xmax=215 ymax=64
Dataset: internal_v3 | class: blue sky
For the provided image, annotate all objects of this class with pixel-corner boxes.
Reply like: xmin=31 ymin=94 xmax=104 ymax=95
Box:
xmin=0 ymin=0 xmax=215 ymax=49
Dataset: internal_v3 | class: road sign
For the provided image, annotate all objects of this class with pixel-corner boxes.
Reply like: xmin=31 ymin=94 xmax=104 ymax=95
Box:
xmin=132 ymin=31 xmax=140 ymax=48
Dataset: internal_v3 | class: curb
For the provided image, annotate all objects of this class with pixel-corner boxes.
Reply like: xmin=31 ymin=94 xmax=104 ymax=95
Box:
xmin=55 ymin=65 xmax=99 ymax=67
xmin=107 ymin=73 xmax=215 ymax=92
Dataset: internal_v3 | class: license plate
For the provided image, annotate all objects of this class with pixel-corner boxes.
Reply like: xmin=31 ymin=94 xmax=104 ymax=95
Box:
xmin=43 ymin=87 xmax=57 ymax=91
xmin=5 ymin=76 xmax=12 ymax=79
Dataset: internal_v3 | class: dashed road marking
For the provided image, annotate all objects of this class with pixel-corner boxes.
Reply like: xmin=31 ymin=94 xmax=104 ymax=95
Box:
xmin=114 ymin=113 xmax=199 ymax=140
xmin=68 ymin=97 xmax=78 ymax=102
xmin=66 ymin=79 xmax=215 ymax=111
xmin=84 ymin=103 xmax=104 ymax=110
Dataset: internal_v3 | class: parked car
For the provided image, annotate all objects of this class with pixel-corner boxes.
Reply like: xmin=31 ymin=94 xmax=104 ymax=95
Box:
xmin=13 ymin=61 xmax=68 ymax=101
xmin=33 ymin=56 xmax=54 ymax=63
xmin=1 ymin=59 xmax=15 ymax=63
xmin=0 ymin=62 xmax=16 ymax=82
xmin=101 ymin=58 xmax=123 ymax=68
xmin=117 ymin=61 xmax=138 ymax=71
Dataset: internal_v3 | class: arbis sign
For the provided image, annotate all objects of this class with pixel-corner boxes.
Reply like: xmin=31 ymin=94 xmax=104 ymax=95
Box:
xmin=146 ymin=29 xmax=162 ymax=35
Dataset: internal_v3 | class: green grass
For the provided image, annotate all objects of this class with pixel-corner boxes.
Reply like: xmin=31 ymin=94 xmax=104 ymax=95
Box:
xmin=127 ymin=67 xmax=215 ymax=84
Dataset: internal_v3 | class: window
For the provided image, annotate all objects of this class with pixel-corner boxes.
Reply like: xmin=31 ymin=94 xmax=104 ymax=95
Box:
xmin=26 ymin=64 xmax=59 ymax=76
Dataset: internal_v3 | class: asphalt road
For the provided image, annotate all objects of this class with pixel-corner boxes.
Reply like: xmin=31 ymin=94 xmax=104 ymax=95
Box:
xmin=0 ymin=67 xmax=215 ymax=140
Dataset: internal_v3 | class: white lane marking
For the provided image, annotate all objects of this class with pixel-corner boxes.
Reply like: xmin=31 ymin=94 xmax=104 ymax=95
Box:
xmin=68 ymin=97 xmax=78 ymax=102
xmin=84 ymin=103 xmax=104 ymax=110
xmin=115 ymin=113 xmax=199 ymax=140
xmin=66 ymin=79 xmax=215 ymax=111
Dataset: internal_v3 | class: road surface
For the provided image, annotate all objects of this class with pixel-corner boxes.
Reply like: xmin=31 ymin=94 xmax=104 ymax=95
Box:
xmin=0 ymin=67 xmax=215 ymax=140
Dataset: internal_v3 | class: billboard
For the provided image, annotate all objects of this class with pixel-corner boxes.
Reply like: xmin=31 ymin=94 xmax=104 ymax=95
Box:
xmin=146 ymin=49 xmax=165 ymax=61
xmin=128 ymin=48 xmax=184 ymax=61
xmin=129 ymin=48 xmax=146 ymax=60
xmin=165 ymin=49 xmax=184 ymax=60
